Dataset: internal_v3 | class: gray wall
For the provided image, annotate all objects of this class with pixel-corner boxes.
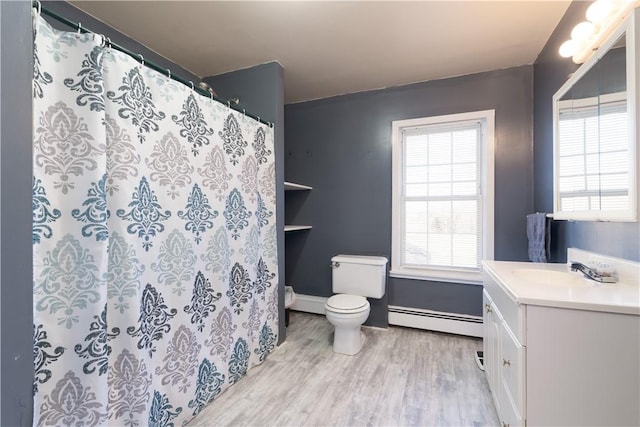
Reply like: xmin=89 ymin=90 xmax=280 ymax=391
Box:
xmin=203 ymin=62 xmax=287 ymax=343
xmin=533 ymin=1 xmax=640 ymax=262
xmin=41 ymin=1 xmax=200 ymax=83
xmin=1 ymin=2 xmax=34 ymax=425
xmin=284 ymin=66 xmax=534 ymax=325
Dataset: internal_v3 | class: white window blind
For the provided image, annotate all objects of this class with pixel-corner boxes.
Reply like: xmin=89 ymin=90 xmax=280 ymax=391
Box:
xmin=391 ymin=110 xmax=494 ymax=284
xmin=557 ymin=96 xmax=628 ymax=212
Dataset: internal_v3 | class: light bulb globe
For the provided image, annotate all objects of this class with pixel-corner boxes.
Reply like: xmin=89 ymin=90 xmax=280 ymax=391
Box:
xmin=559 ymin=40 xmax=578 ymax=58
xmin=571 ymin=21 xmax=595 ymax=41
xmin=586 ymin=0 xmax=616 ymax=25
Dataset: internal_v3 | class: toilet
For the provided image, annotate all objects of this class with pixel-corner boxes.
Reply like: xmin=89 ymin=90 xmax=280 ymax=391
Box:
xmin=325 ymin=254 xmax=388 ymax=355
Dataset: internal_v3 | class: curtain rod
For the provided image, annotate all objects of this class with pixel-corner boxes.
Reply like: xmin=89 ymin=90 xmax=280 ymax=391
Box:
xmin=32 ymin=1 xmax=273 ymax=128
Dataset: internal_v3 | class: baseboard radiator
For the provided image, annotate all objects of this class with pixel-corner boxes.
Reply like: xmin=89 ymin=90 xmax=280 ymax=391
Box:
xmin=289 ymin=294 xmax=327 ymax=315
xmin=388 ymin=305 xmax=483 ymax=338
xmin=289 ymin=295 xmax=483 ymax=338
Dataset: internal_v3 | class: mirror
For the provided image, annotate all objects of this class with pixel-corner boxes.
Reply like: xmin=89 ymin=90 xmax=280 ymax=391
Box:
xmin=553 ymin=10 xmax=638 ymax=221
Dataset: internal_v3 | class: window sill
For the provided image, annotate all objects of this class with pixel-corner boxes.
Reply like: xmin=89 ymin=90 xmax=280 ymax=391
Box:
xmin=389 ymin=269 xmax=483 ymax=285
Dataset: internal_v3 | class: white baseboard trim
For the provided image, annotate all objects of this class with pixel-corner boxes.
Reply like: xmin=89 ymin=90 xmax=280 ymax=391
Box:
xmin=388 ymin=305 xmax=483 ymax=338
xmin=289 ymin=294 xmax=327 ymax=315
xmin=290 ymin=297 xmax=483 ymax=338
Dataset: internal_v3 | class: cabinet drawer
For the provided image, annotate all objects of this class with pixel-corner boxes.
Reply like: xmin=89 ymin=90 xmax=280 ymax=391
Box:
xmin=501 ymin=322 xmax=525 ymax=417
xmin=483 ymin=270 xmax=525 ymax=344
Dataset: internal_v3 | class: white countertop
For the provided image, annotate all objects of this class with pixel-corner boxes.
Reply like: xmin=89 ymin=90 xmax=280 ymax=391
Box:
xmin=482 ymin=260 xmax=640 ymax=315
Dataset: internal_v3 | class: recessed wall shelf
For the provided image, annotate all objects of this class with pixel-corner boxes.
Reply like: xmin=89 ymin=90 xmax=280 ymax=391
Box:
xmin=284 ymin=225 xmax=313 ymax=232
xmin=285 ymin=181 xmax=312 ymax=232
xmin=284 ymin=181 xmax=312 ymax=191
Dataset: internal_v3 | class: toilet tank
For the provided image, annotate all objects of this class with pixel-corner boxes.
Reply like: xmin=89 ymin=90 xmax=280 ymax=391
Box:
xmin=331 ymin=255 xmax=388 ymax=298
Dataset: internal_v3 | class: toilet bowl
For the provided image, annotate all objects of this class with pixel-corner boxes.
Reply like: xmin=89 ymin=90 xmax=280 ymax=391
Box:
xmin=325 ymin=294 xmax=370 ymax=355
xmin=326 ymin=255 xmax=388 ymax=355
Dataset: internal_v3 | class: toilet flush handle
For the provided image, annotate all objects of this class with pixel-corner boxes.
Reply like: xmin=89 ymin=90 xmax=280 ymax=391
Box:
xmin=331 ymin=261 xmax=340 ymax=268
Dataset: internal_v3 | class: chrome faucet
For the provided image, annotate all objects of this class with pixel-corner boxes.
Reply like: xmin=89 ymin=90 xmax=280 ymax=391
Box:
xmin=570 ymin=262 xmax=616 ymax=283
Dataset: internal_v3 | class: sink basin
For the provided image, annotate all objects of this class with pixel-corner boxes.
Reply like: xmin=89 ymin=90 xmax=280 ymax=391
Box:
xmin=512 ymin=269 xmax=589 ymax=287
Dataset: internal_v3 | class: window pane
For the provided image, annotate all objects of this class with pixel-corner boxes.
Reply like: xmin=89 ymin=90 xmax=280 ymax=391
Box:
xmin=585 ymin=117 xmax=599 ymax=154
xmin=404 ymin=232 xmax=428 ymax=265
xmin=452 ymin=200 xmax=477 ymax=234
xmin=406 ymin=183 xmax=428 ymax=197
xmin=428 ymin=201 xmax=451 ymax=233
xmin=586 ymin=174 xmax=601 ymax=191
xmin=452 ymin=163 xmax=476 ymax=182
xmin=561 ymin=196 xmax=589 ymax=211
xmin=600 ymin=173 xmax=627 ymax=192
xmin=452 ymin=130 xmax=477 ymax=164
xmin=601 ymin=195 xmax=628 ymax=210
xmin=406 ymin=166 xmax=428 ymax=183
xmin=452 ymin=234 xmax=478 ymax=268
xmin=452 ymin=182 xmax=477 ymax=196
xmin=428 ymin=182 xmax=452 ymax=197
xmin=428 ymin=164 xmax=451 ymax=183
xmin=559 ymin=175 xmax=585 ymax=192
xmin=405 ymin=201 xmax=427 ymax=233
xmin=405 ymin=135 xmax=428 ymax=166
xmin=585 ymin=153 xmax=601 ymax=173
xmin=559 ymin=155 xmax=584 ymax=177
xmin=428 ymin=133 xmax=451 ymax=164
xmin=599 ymin=151 xmax=627 ymax=172
xmin=559 ymin=120 xmax=584 ymax=156
xmin=428 ymin=233 xmax=451 ymax=266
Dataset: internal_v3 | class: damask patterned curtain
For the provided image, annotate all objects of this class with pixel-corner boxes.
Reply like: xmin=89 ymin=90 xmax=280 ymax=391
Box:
xmin=32 ymin=11 xmax=278 ymax=427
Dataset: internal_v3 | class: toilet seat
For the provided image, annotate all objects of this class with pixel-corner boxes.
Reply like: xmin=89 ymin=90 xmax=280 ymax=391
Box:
xmin=326 ymin=294 xmax=369 ymax=313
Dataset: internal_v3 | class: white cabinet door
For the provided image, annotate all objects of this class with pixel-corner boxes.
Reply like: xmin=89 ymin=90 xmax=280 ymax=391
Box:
xmin=483 ymin=290 xmax=502 ymax=414
xmin=484 ymin=288 xmax=525 ymax=427
xmin=526 ymin=305 xmax=640 ymax=426
xmin=499 ymin=321 xmax=524 ymax=427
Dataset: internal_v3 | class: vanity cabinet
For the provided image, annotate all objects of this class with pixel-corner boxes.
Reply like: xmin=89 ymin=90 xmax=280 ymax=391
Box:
xmin=483 ymin=274 xmax=525 ymax=427
xmin=483 ymin=262 xmax=640 ymax=427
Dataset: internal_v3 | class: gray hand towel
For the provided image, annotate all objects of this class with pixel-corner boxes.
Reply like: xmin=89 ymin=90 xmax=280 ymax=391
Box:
xmin=527 ymin=213 xmax=550 ymax=263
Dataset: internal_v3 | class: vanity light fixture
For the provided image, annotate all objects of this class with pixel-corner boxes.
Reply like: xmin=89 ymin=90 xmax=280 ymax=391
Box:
xmin=559 ymin=0 xmax=640 ymax=63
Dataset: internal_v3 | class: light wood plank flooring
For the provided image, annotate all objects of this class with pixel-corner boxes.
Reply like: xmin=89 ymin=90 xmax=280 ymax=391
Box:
xmin=189 ymin=312 xmax=499 ymax=427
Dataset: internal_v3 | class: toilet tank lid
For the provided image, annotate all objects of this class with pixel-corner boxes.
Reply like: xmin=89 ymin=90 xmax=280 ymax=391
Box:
xmin=332 ymin=255 xmax=388 ymax=266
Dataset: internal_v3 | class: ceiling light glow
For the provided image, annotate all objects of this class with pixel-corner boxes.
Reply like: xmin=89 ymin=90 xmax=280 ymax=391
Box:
xmin=559 ymin=0 xmax=639 ymax=64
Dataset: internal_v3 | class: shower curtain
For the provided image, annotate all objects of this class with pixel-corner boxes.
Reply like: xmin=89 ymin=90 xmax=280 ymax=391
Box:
xmin=32 ymin=12 xmax=278 ymax=427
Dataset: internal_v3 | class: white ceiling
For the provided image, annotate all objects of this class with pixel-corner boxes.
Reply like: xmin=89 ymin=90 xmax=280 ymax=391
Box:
xmin=70 ymin=1 xmax=571 ymax=103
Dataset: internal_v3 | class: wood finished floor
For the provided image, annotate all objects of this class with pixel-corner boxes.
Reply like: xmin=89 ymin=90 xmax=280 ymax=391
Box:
xmin=189 ymin=312 xmax=499 ymax=427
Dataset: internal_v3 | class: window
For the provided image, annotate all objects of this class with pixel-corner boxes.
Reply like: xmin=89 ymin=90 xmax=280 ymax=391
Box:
xmin=557 ymin=93 xmax=629 ymax=213
xmin=391 ymin=110 xmax=494 ymax=284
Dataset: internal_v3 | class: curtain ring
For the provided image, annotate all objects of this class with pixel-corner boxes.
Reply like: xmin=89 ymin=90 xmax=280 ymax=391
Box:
xmin=166 ymin=69 xmax=171 ymax=79
xmin=190 ymin=81 xmax=194 ymax=91
xmin=35 ymin=0 xmax=41 ymax=16
xmin=209 ymin=91 xmax=214 ymax=101
xmin=257 ymin=116 xmax=260 ymax=123
xmin=227 ymin=101 xmax=230 ymax=109
xmin=270 ymin=122 xmax=274 ymax=128
xmin=243 ymin=109 xmax=246 ymax=117
xmin=105 ymin=37 xmax=111 ymax=48
xmin=138 ymin=54 xmax=144 ymax=66
xmin=77 ymin=22 xmax=82 ymax=34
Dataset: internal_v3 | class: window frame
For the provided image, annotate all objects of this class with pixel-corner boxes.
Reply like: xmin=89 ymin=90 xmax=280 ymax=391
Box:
xmin=390 ymin=110 xmax=495 ymax=285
